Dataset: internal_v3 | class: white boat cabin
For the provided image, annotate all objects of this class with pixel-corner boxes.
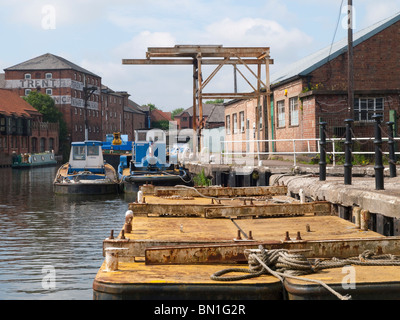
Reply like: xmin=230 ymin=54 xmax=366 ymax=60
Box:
xmin=68 ymin=141 xmax=105 ymax=174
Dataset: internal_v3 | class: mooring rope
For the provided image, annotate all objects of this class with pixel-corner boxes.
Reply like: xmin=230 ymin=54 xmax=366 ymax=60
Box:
xmin=210 ymin=246 xmax=400 ymax=300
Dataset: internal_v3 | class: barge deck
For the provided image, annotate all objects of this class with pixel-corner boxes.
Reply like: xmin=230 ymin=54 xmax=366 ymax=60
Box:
xmin=93 ymin=185 xmax=400 ymax=300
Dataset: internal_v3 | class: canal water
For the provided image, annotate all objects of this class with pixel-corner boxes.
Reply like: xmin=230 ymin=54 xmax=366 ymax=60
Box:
xmin=0 ymin=166 xmax=135 ymax=300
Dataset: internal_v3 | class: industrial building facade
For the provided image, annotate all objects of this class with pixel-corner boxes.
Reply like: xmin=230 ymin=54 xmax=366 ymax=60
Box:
xmin=225 ymin=13 xmax=400 ymax=157
xmin=2 ymin=53 xmax=147 ymax=145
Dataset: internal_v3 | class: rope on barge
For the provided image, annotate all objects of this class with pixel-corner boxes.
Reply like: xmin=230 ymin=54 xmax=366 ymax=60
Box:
xmin=211 ymin=245 xmax=400 ymax=300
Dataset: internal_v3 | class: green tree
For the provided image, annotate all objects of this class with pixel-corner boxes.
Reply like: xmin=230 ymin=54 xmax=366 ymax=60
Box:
xmin=171 ymin=108 xmax=184 ymax=119
xmin=143 ymin=103 xmax=157 ymax=111
xmin=205 ymin=99 xmax=224 ymax=104
xmin=24 ymin=91 xmax=69 ymax=160
xmin=151 ymin=120 xmax=170 ymax=131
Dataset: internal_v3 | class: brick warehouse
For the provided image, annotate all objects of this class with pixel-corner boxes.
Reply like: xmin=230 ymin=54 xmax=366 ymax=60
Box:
xmin=0 ymin=89 xmax=59 ymax=165
xmin=2 ymin=53 xmax=146 ymax=146
xmin=225 ymin=12 xmax=400 ymax=156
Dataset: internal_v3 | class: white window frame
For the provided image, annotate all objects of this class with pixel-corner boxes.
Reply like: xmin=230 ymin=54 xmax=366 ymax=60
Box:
xmin=354 ymin=97 xmax=384 ymax=122
xmin=45 ymin=73 xmax=52 ymax=79
xmin=226 ymin=115 xmax=231 ymax=135
xmin=24 ymin=73 xmax=31 ymax=80
xmin=240 ymin=111 xmax=245 ymax=133
xmin=289 ymin=97 xmax=299 ymax=126
xmin=45 ymin=88 xmax=52 ymax=95
xmin=233 ymin=113 xmax=238 ymax=134
xmin=277 ymin=100 xmax=285 ymax=128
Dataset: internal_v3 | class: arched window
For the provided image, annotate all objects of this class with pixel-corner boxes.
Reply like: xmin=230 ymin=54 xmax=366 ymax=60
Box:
xmin=31 ymin=137 xmax=38 ymax=153
xmin=40 ymin=138 xmax=46 ymax=152
xmin=49 ymin=138 xmax=54 ymax=151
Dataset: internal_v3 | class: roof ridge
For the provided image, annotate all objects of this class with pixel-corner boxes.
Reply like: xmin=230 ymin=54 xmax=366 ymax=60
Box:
xmin=4 ymin=53 xmax=100 ymax=78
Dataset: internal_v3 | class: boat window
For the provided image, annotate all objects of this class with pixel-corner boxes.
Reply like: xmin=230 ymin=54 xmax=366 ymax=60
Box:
xmin=73 ymin=146 xmax=86 ymax=160
xmin=87 ymin=145 xmax=99 ymax=156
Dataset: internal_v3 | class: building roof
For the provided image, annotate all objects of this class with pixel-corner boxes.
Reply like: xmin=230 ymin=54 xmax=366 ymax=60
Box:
xmin=150 ymin=108 xmax=172 ymax=122
xmin=204 ymin=104 xmax=225 ymax=124
xmin=0 ymin=73 xmax=5 ymax=89
xmin=126 ymin=99 xmax=145 ymax=114
xmin=4 ymin=53 xmax=100 ymax=78
xmin=271 ymin=12 xmax=400 ymax=86
xmin=177 ymin=103 xmax=224 ymax=118
xmin=0 ymin=89 xmax=41 ymax=117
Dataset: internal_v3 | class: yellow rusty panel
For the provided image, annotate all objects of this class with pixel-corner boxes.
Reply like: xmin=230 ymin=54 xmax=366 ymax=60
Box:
xmin=286 ymin=265 xmax=400 ymax=285
xmin=124 ymin=215 xmax=381 ymax=243
xmin=126 ymin=217 xmax=240 ymax=242
xmin=95 ymin=261 xmax=279 ymax=285
xmin=234 ymin=215 xmax=381 ymax=242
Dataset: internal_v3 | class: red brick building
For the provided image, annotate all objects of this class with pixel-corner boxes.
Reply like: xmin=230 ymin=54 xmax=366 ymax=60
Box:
xmin=2 ymin=53 xmax=147 ymax=146
xmin=271 ymin=13 xmax=400 ymax=153
xmin=225 ymin=12 xmax=400 ymax=155
xmin=175 ymin=104 xmax=225 ymax=130
xmin=4 ymin=53 xmax=102 ymax=142
xmin=0 ymin=89 xmax=59 ymax=165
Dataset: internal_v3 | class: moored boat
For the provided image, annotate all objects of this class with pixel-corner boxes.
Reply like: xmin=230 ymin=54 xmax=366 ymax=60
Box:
xmin=12 ymin=151 xmax=57 ymax=169
xmin=53 ymin=141 xmax=120 ymax=195
xmin=118 ymin=129 xmax=191 ymax=193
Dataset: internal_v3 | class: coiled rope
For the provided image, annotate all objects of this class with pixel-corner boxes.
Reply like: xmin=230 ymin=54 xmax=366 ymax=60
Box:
xmin=210 ymin=246 xmax=400 ymax=300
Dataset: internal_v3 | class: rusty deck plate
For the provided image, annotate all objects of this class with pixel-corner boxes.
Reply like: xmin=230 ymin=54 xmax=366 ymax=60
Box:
xmin=140 ymin=185 xmax=288 ymax=197
xmin=103 ymin=215 xmax=383 ymax=261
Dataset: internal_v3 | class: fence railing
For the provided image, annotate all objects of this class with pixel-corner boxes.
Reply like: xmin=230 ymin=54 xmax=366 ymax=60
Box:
xmin=220 ymin=137 xmax=400 ymax=167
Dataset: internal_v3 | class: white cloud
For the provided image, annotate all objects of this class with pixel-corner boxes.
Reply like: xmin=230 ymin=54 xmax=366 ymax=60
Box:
xmin=81 ymin=31 xmax=192 ymax=110
xmin=203 ymin=18 xmax=313 ymax=67
xmin=362 ymin=0 xmax=400 ymax=26
xmin=114 ymin=31 xmax=177 ymax=58
xmin=3 ymin=0 xmax=109 ymax=28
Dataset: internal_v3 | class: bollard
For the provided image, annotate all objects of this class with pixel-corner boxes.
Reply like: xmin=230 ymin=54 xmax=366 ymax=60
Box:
xmin=352 ymin=207 xmax=361 ymax=228
xmin=360 ymin=209 xmax=370 ymax=231
xmin=387 ymin=121 xmax=397 ymax=178
xmin=124 ymin=210 xmax=133 ymax=234
xmin=344 ymin=119 xmax=354 ymax=185
xmin=299 ymin=189 xmax=305 ymax=204
xmin=373 ymin=115 xmax=384 ymax=190
xmin=137 ymin=190 xmax=144 ymax=203
xmin=319 ymin=122 xmax=327 ymax=181
xmin=104 ymin=248 xmax=128 ymax=272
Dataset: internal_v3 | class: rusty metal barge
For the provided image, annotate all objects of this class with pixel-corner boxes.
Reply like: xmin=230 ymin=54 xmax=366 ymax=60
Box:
xmin=93 ymin=184 xmax=400 ymax=300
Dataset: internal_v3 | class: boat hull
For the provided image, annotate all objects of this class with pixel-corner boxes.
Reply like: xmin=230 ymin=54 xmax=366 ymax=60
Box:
xmin=54 ymin=182 xmax=120 ymax=195
xmin=122 ymin=174 xmax=189 ymax=193
xmin=12 ymin=153 xmax=57 ymax=169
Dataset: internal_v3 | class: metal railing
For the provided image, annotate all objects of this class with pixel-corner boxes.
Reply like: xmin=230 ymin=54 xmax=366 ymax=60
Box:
xmin=220 ymin=137 xmax=400 ymax=167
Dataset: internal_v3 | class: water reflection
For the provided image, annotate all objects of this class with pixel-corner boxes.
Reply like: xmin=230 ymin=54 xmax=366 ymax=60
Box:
xmin=0 ymin=166 xmax=134 ymax=300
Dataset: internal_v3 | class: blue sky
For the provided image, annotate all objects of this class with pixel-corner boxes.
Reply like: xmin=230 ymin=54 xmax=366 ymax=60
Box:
xmin=0 ymin=0 xmax=399 ymax=111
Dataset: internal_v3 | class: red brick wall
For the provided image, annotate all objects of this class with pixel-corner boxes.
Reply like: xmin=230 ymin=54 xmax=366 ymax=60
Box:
xmin=310 ymin=21 xmax=400 ymax=92
xmin=224 ymin=99 xmax=267 ymax=155
xmin=270 ymin=20 xmax=400 ymax=152
xmin=5 ymin=69 xmax=103 ymax=143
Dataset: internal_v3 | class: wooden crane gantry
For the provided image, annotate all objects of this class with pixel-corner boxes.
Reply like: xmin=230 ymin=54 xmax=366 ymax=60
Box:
xmin=123 ymin=45 xmax=273 ymax=154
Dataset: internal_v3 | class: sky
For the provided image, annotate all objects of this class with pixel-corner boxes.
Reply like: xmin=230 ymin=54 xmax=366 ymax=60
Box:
xmin=0 ymin=0 xmax=399 ymax=112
